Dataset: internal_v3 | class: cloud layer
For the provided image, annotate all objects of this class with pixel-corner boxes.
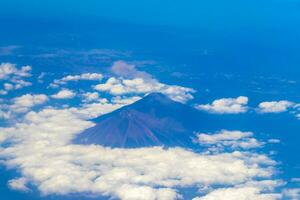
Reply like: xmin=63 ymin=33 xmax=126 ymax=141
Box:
xmin=0 ymin=60 xmax=298 ymax=200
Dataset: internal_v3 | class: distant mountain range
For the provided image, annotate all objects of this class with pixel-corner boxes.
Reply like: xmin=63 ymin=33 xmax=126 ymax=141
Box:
xmin=74 ymin=93 xmax=217 ymax=148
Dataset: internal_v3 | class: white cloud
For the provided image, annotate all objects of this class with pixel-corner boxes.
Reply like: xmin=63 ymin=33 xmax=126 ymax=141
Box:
xmin=94 ymin=77 xmax=194 ymax=103
xmin=82 ymin=92 xmax=100 ymax=102
xmin=193 ymin=187 xmax=281 ymax=200
xmin=0 ymin=63 xmax=32 ymax=95
xmin=10 ymin=94 xmax=48 ymax=113
xmin=52 ymin=73 xmax=103 ymax=87
xmin=196 ymin=96 xmax=248 ymax=114
xmin=92 ymin=61 xmax=195 ymax=103
xmin=4 ymin=83 xmax=14 ymax=90
xmin=8 ymin=178 xmax=30 ymax=192
xmin=111 ymin=60 xmax=152 ymax=79
xmin=0 ymin=62 xmax=292 ymax=200
xmin=0 ymin=63 xmax=31 ymax=79
xmin=11 ymin=79 xmax=32 ymax=89
xmin=195 ymin=130 xmax=264 ymax=151
xmin=51 ymin=89 xmax=76 ymax=99
xmin=111 ymin=96 xmax=142 ymax=105
xmin=116 ymin=185 xmax=180 ymax=200
xmin=0 ymin=103 xmax=277 ymax=200
xmin=0 ymin=63 xmax=16 ymax=79
xmin=257 ymin=101 xmax=294 ymax=113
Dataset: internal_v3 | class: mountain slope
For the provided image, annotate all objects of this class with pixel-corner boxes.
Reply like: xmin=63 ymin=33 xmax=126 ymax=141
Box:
xmin=74 ymin=93 xmax=210 ymax=148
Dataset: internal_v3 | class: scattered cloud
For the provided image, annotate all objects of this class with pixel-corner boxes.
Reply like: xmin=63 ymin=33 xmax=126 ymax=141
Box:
xmin=0 ymin=63 xmax=31 ymax=80
xmin=51 ymin=89 xmax=76 ymax=99
xmin=94 ymin=77 xmax=194 ymax=103
xmin=196 ymin=96 xmax=248 ymax=114
xmin=257 ymin=101 xmax=294 ymax=113
xmin=82 ymin=92 xmax=100 ymax=102
xmin=51 ymin=73 xmax=103 ymax=87
xmin=111 ymin=60 xmax=152 ymax=79
xmin=93 ymin=61 xmax=195 ymax=103
xmin=10 ymin=94 xmax=48 ymax=113
xmin=195 ymin=130 xmax=264 ymax=151
xmin=0 ymin=63 xmax=32 ymax=95
xmin=0 ymin=60 xmax=296 ymax=200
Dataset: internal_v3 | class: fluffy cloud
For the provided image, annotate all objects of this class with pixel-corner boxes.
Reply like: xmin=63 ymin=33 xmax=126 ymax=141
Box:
xmin=93 ymin=61 xmax=195 ymax=103
xmin=94 ymin=77 xmax=194 ymax=103
xmin=196 ymin=96 xmax=248 ymax=114
xmin=195 ymin=130 xmax=264 ymax=151
xmin=8 ymin=178 xmax=30 ymax=192
xmin=193 ymin=187 xmax=281 ymax=200
xmin=51 ymin=89 xmax=76 ymax=99
xmin=0 ymin=104 xmax=277 ymax=200
xmin=10 ymin=94 xmax=48 ymax=113
xmin=257 ymin=101 xmax=294 ymax=113
xmin=111 ymin=60 xmax=152 ymax=79
xmin=111 ymin=95 xmax=142 ymax=105
xmin=0 ymin=61 xmax=292 ymax=200
xmin=0 ymin=62 xmax=31 ymax=79
xmin=82 ymin=92 xmax=100 ymax=102
xmin=0 ymin=94 xmax=48 ymax=119
xmin=51 ymin=73 xmax=103 ymax=87
xmin=0 ymin=63 xmax=32 ymax=95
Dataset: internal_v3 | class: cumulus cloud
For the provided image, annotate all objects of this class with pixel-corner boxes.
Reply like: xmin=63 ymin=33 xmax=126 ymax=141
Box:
xmin=0 ymin=94 xmax=48 ymax=119
xmin=51 ymin=89 xmax=76 ymax=99
xmin=0 ymin=63 xmax=32 ymax=95
xmin=257 ymin=101 xmax=294 ymax=113
xmin=111 ymin=60 xmax=152 ymax=79
xmin=82 ymin=92 xmax=100 ymax=102
xmin=0 ymin=61 xmax=292 ymax=200
xmin=193 ymin=187 xmax=281 ymax=200
xmin=8 ymin=178 xmax=30 ymax=192
xmin=10 ymin=94 xmax=48 ymax=113
xmin=51 ymin=73 xmax=103 ymax=87
xmin=196 ymin=96 xmax=248 ymax=114
xmin=0 ymin=63 xmax=31 ymax=79
xmin=94 ymin=77 xmax=194 ymax=103
xmin=93 ymin=61 xmax=195 ymax=103
xmin=195 ymin=130 xmax=264 ymax=151
xmin=111 ymin=96 xmax=142 ymax=105
xmin=0 ymin=103 xmax=277 ymax=200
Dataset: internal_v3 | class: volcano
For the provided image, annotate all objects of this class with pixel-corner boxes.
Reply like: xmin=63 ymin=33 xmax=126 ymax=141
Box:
xmin=74 ymin=93 xmax=214 ymax=148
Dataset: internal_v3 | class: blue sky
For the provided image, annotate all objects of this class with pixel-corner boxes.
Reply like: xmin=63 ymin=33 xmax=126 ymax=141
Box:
xmin=1 ymin=1 xmax=300 ymax=199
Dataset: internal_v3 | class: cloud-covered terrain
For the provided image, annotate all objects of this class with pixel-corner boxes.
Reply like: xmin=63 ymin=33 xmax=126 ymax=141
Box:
xmin=0 ymin=60 xmax=299 ymax=200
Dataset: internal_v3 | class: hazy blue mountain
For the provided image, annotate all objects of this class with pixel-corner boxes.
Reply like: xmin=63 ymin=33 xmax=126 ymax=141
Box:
xmin=74 ymin=93 xmax=213 ymax=148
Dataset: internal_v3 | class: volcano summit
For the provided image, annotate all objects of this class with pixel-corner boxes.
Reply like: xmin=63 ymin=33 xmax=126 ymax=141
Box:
xmin=74 ymin=93 xmax=214 ymax=148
